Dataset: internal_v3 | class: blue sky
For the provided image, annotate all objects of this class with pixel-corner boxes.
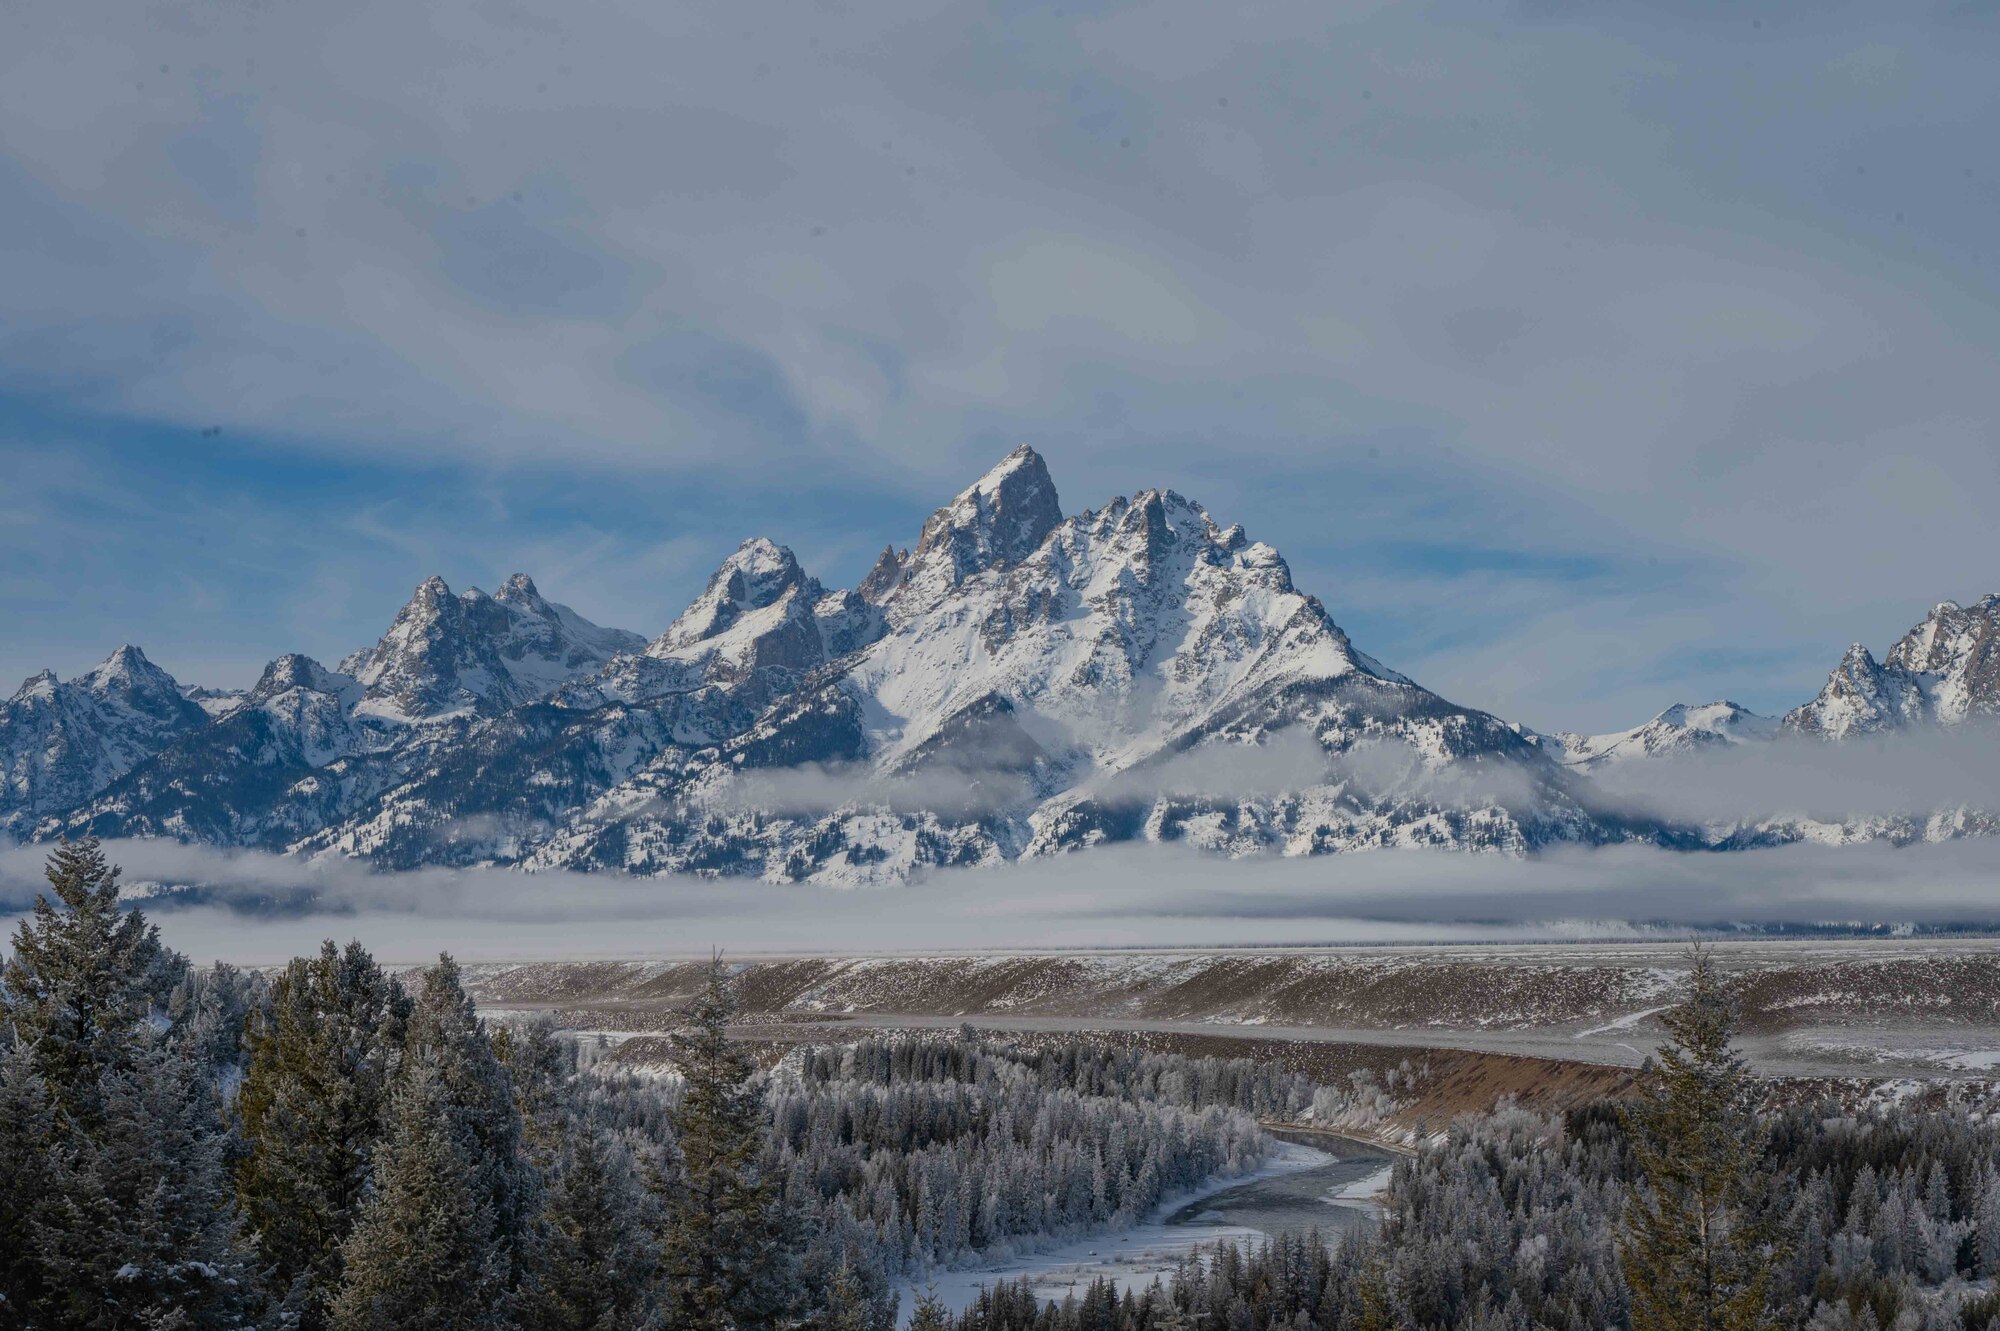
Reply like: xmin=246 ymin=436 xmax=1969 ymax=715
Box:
xmin=3 ymin=0 xmax=1997 ymax=733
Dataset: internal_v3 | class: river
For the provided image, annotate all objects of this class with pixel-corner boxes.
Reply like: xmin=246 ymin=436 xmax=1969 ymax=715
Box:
xmin=902 ymin=1131 xmax=1398 ymax=1323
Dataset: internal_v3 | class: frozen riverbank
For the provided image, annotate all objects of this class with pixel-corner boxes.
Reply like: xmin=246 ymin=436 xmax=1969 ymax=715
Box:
xmin=900 ymin=1136 xmax=1395 ymax=1324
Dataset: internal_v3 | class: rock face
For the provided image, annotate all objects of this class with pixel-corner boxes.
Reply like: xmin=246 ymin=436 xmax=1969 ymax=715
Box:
xmin=1785 ymin=597 xmax=2000 ymax=738
xmin=17 ymin=449 xmax=2000 ymax=878
xmin=0 ymin=646 xmax=208 ymax=835
xmin=338 ymin=574 xmax=644 ymax=721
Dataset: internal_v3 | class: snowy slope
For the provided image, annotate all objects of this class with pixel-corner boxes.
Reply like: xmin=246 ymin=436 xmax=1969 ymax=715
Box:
xmin=1554 ymin=702 xmax=1778 ymax=770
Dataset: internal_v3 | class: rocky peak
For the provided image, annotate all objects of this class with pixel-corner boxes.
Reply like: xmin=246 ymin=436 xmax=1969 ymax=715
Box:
xmin=79 ymin=644 xmax=178 ymax=697
xmin=341 ymin=574 xmax=642 ymax=720
xmin=248 ymin=653 xmax=354 ymax=705
xmin=655 ymin=539 xmax=816 ymax=654
xmin=901 ymin=446 xmax=1062 ymax=600
xmin=497 ymin=572 xmax=542 ymax=604
xmin=1785 ymin=643 xmax=1908 ymax=738
xmin=857 ymin=545 xmax=910 ymax=603
xmin=12 ymin=669 xmax=59 ymax=701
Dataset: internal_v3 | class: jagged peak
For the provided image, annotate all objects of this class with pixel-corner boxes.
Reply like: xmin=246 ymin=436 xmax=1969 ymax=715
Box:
xmin=656 ymin=538 xmax=815 ymax=652
xmin=498 ymin=572 xmax=541 ymax=603
xmin=78 ymin=644 xmax=180 ymax=696
xmin=11 ymin=668 xmax=59 ymax=701
xmin=249 ymin=653 xmax=352 ymax=702
xmin=903 ymin=446 xmax=1063 ymax=596
xmin=857 ymin=545 xmax=909 ymax=603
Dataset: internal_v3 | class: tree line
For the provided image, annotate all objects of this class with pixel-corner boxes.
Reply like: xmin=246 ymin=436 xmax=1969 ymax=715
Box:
xmin=0 ymin=839 xmax=1279 ymax=1330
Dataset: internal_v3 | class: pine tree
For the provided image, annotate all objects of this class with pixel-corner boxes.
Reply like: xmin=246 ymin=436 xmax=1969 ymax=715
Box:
xmin=0 ymin=1038 xmax=57 ymax=1319
xmin=908 ymin=1286 xmax=952 ymax=1331
xmin=0 ymin=840 xmax=254 ymax=1329
xmin=658 ymin=955 xmax=797 ymax=1331
xmin=32 ymin=1034 xmax=258 ymax=1329
xmin=235 ymin=940 xmax=408 ymax=1327
xmin=1 ymin=836 xmax=172 ymax=1124
xmin=403 ymin=953 xmax=527 ymax=1251
xmin=1620 ymin=945 xmax=1777 ymax=1331
xmin=515 ymin=1128 xmax=661 ymax=1331
xmin=329 ymin=1060 xmax=513 ymax=1331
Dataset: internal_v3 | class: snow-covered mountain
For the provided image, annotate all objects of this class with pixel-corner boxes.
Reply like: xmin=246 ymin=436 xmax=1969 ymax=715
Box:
xmin=16 ymin=449 xmax=1999 ymax=879
xmin=1554 ymin=701 xmax=1777 ymax=770
xmin=1 ymin=646 xmax=208 ymax=836
xmin=1785 ymin=596 xmax=2000 ymax=738
xmin=271 ymin=449 xmax=1613 ymax=878
xmin=338 ymin=573 xmax=644 ymax=721
xmin=50 ymin=580 xmax=643 ymax=848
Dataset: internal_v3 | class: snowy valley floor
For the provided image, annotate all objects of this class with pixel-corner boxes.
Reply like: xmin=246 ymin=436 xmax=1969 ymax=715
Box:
xmin=462 ymin=937 xmax=2000 ymax=1086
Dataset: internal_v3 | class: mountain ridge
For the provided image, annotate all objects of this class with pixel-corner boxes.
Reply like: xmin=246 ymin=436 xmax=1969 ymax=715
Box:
xmin=10 ymin=448 xmax=1995 ymax=880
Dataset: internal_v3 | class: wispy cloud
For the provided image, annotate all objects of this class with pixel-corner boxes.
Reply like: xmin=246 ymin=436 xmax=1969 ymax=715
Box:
xmin=4 ymin=1 xmax=1999 ymax=728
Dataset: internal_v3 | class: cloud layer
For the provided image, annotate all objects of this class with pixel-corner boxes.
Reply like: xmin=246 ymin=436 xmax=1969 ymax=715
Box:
xmin=4 ymin=2 xmax=1998 ymax=731
xmin=5 ymin=836 xmax=1999 ymax=965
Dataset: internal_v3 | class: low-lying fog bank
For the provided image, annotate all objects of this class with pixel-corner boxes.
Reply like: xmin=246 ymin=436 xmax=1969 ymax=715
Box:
xmin=6 ymin=837 xmax=2000 ymax=965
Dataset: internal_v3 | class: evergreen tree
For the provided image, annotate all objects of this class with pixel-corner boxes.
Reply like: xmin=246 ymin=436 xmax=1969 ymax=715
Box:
xmin=658 ymin=956 xmax=797 ymax=1331
xmin=1619 ymin=945 xmax=1776 ymax=1331
xmin=403 ymin=953 xmax=528 ymax=1252
xmin=908 ymin=1287 xmax=952 ymax=1331
xmin=1 ymin=836 xmax=172 ymax=1124
xmin=516 ymin=1128 xmax=661 ymax=1331
xmin=0 ymin=1039 xmax=57 ymax=1321
xmin=329 ymin=1060 xmax=512 ymax=1331
xmin=235 ymin=940 xmax=408 ymax=1327
xmin=0 ymin=841 xmax=254 ymax=1329
xmin=31 ymin=1034 xmax=257 ymax=1330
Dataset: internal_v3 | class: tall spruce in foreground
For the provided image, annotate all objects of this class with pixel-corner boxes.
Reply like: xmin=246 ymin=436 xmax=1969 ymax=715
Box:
xmin=236 ymin=939 xmax=408 ymax=1328
xmin=329 ymin=1059 xmax=512 ymax=1331
xmin=329 ymin=954 xmax=524 ymax=1331
xmin=1620 ymin=945 xmax=1776 ymax=1331
xmin=658 ymin=956 xmax=797 ymax=1331
xmin=0 ymin=838 xmax=255 ymax=1329
xmin=1 ymin=837 xmax=170 ymax=1122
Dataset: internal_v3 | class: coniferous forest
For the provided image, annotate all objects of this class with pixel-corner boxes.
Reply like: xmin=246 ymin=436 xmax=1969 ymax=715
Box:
xmin=6 ymin=840 xmax=2000 ymax=1331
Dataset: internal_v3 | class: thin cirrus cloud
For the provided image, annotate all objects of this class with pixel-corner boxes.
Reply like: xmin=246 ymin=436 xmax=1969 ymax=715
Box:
xmin=1 ymin=1 xmax=1996 ymax=732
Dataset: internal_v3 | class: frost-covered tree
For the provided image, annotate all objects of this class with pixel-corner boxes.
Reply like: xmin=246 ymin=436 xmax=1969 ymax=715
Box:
xmin=236 ymin=939 xmax=408 ymax=1327
xmin=1 ymin=837 xmax=174 ymax=1122
xmin=329 ymin=1059 xmax=512 ymax=1331
xmin=403 ymin=953 xmax=529 ymax=1253
xmin=658 ymin=956 xmax=799 ymax=1331
xmin=0 ymin=839 xmax=254 ymax=1329
xmin=1619 ymin=947 xmax=1775 ymax=1331
xmin=0 ymin=1039 xmax=57 ymax=1317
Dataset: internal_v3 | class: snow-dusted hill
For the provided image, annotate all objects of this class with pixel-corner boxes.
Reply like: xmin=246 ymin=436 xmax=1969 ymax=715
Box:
xmin=11 ymin=448 xmax=1997 ymax=880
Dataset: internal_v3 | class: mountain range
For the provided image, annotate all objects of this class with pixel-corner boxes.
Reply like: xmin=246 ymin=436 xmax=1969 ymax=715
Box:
xmin=6 ymin=447 xmax=1995 ymax=882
